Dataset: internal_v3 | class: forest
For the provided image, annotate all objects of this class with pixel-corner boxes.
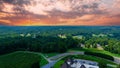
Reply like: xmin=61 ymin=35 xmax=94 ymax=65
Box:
xmin=0 ymin=26 xmax=120 ymax=55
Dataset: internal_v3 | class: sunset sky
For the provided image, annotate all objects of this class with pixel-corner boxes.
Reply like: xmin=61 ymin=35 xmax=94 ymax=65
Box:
xmin=0 ymin=0 xmax=120 ymax=26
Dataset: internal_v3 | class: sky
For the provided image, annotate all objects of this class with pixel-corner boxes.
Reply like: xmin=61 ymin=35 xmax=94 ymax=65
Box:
xmin=0 ymin=0 xmax=120 ymax=26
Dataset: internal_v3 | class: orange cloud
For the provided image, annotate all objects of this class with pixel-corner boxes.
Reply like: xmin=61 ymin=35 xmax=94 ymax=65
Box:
xmin=0 ymin=19 xmax=11 ymax=23
xmin=0 ymin=0 xmax=120 ymax=26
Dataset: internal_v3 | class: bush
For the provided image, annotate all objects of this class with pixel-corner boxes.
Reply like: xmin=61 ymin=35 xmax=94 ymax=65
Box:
xmin=85 ymin=51 xmax=114 ymax=61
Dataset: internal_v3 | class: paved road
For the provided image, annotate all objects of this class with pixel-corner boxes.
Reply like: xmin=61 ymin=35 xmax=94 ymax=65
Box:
xmin=41 ymin=51 xmax=84 ymax=68
xmin=49 ymin=52 xmax=84 ymax=61
xmin=41 ymin=51 xmax=120 ymax=68
xmin=114 ymin=57 xmax=120 ymax=64
xmin=41 ymin=61 xmax=57 ymax=68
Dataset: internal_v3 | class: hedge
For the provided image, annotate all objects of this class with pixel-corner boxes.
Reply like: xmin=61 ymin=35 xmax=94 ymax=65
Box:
xmin=85 ymin=51 xmax=114 ymax=61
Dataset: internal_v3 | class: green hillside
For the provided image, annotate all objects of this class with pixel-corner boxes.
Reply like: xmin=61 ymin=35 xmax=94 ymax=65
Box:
xmin=0 ymin=51 xmax=48 ymax=68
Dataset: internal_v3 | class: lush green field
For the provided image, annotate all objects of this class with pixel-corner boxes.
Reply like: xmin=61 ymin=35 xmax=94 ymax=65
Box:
xmin=69 ymin=48 xmax=120 ymax=58
xmin=0 ymin=51 xmax=48 ymax=68
xmin=54 ymin=55 xmax=118 ymax=68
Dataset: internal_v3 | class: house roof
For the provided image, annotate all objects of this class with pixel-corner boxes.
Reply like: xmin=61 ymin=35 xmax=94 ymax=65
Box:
xmin=80 ymin=64 xmax=86 ymax=68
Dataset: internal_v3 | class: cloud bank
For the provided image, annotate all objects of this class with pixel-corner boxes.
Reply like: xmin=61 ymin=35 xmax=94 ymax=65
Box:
xmin=0 ymin=0 xmax=120 ymax=26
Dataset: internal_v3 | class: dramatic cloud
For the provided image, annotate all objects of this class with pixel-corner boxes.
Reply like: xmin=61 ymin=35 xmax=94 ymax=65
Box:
xmin=0 ymin=0 xmax=120 ymax=26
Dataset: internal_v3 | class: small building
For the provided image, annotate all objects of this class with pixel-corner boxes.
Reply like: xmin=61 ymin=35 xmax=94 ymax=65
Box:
xmin=58 ymin=34 xmax=67 ymax=38
xmin=20 ymin=34 xmax=25 ymax=37
xmin=26 ymin=33 xmax=31 ymax=37
xmin=80 ymin=44 xmax=85 ymax=48
xmin=97 ymin=44 xmax=103 ymax=50
xmin=73 ymin=35 xmax=83 ymax=39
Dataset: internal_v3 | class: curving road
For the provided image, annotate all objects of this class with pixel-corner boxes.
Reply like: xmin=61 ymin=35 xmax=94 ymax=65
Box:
xmin=41 ymin=61 xmax=57 ymax=68
xmin=41 ymin=51 xmax=84 ymax=68
xmin=41 ymin=51 xmax=120 ymax=68
xmin=114 ymin=57 xmax=120 ymax=64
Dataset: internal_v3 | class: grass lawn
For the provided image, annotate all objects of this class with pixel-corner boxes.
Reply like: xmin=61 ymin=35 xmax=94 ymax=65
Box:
xmin=54 ymin=55 xmax=118 ymax=68
xmin=69 ymin=48 xmax=120 ymax=58
xmin=54 ymin=60 xmax=64 ymax=68
xmin=0 ymin=51 xmax=48 ymax=68
xmin=40 ymin=55 xmax=48 ymax=66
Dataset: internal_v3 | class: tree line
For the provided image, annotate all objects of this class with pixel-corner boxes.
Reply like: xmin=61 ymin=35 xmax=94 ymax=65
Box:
xmin=0 ymin=36 xmax=78 ymax=55
xmin=0 ymin=35 xmax=120 ymax=55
